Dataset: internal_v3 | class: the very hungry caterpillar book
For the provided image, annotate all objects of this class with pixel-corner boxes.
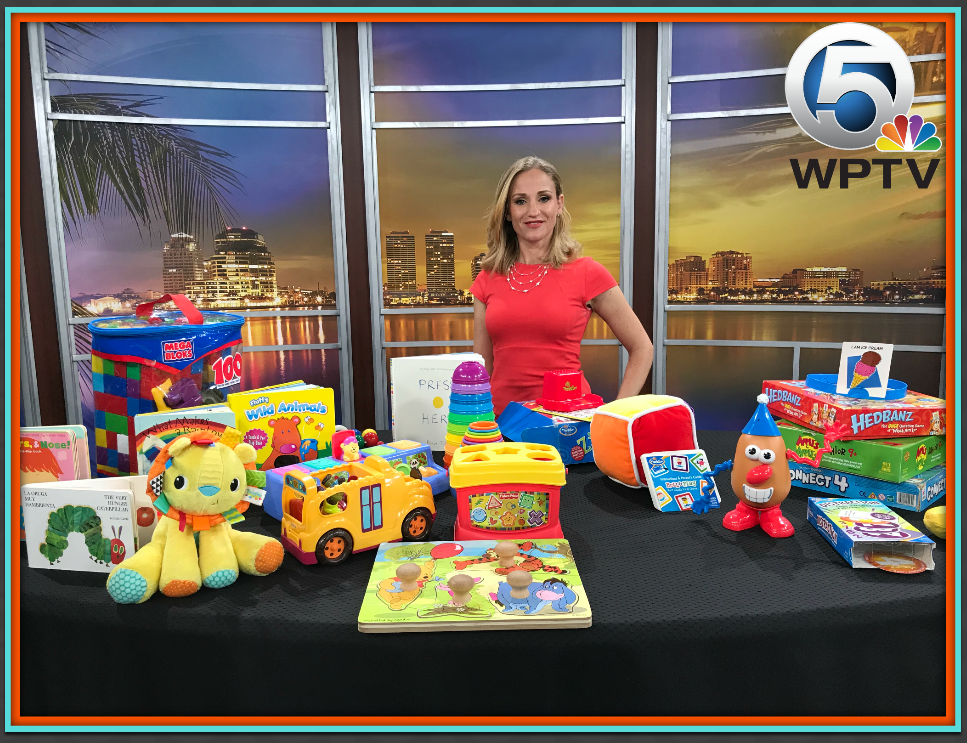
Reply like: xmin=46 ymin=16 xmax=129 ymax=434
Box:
xmin=227 ymin=383 xmax=335 ymax=470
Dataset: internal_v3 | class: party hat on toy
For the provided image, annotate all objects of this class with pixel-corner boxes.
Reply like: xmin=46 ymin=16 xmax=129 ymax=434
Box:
xmin=742 ymin=393 xmax=780 ymax=437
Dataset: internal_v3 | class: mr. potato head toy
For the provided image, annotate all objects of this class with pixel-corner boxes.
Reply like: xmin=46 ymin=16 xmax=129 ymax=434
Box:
xmin=692 ymin=394 xmax=795 ymax=538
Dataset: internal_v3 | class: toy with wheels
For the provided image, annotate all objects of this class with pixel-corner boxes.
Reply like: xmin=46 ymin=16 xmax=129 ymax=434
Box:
xmin=279 ymin=454 xmax=435 ymax=566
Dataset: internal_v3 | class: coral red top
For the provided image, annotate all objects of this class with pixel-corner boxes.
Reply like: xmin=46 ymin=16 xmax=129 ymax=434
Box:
xmin=471 ymin=257 xmax=618 ymax=416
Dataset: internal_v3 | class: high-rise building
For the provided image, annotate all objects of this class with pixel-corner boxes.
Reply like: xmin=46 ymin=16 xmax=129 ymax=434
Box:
xmin=471 ymin=252 xmax=486 ymax=283
xmin=190 ymin=227 xmax=277 ymax=306
xmin=709 ymin=250 xmax=753 ymax=290
xmin=668 ymin=255 xmax=708 ymax=292
xmin=799 ymin=266 xmax=862 ymax=292
xmin=162 ymin=233 xmax=204 ymax=294
xmin=425 ymin=230 xmax=458 ymax=301
xmin=385 ymin=231 xmax=418 ymax=297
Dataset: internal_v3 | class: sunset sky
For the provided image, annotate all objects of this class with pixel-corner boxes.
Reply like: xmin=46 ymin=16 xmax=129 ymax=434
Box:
xmin=49 ymin=21 xmax=946 ymax=299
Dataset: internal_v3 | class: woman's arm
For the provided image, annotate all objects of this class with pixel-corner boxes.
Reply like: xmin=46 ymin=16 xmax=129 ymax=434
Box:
xmin=590 ymin=286 xmax=654 ymax=399
xmin=473 ymin=298 xmax=494 ymax=377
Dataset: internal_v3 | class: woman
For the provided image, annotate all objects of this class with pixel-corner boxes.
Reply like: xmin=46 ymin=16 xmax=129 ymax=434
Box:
xmin=472 ymin=156 xmax=654 ymax=416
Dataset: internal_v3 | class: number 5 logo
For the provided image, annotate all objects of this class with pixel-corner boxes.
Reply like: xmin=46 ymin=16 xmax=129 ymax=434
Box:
xmin=785 ymin=23 xmax=914 ymax=150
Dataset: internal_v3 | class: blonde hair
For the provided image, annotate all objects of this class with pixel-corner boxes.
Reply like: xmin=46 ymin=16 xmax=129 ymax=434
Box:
xmin=481 ymin=156 xmax=582 ymax=275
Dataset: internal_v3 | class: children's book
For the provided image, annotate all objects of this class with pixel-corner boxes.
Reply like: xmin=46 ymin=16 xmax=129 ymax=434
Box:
xmin=227 ymin=383 xmax=335 ymax=471
xmin=134 ymin=404 xmax=237 ymax=475
xmin=22 ymin=475 xmax=153 ymax=573
xmin=389 ymin=352 xmax=486 ymax=450
xmin=641 ymin=449 xmax=721 ymax=513
xmin=19 ymin=426 xmax=91 ymax=539
xmin=358 ymin=539 xmax=591 ymax=633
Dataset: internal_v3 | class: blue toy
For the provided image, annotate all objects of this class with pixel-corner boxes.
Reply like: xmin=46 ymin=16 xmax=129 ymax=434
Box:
xmin=495 ymin=576 xmax=577 ymax=614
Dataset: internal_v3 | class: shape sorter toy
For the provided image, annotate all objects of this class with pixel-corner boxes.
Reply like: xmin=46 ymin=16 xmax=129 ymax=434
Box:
xmin=449 ymin=442 xmax=566 ymax=540
xmin=263 ymin=440 xmax=449 ymax=521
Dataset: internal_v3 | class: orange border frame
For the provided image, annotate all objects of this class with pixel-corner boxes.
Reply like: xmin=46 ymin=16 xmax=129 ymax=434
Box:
xmin=8 ymin=10 xmax=957 ymax=729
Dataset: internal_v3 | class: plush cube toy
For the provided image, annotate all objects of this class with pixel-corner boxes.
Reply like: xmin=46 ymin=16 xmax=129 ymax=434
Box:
xmin=589 ymin=395 xmax=698 ymax=488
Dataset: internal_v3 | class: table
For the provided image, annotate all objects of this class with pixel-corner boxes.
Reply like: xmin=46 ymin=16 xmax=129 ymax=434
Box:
xmin=18 ymin=431 xmax=946 ymax=718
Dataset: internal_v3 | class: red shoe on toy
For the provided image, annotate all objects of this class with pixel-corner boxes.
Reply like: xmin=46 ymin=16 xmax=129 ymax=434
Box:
xmin=758 ymin=504 xmax=795 ymax=538
xmin=722 ymin=500 xmax=761 ymax=531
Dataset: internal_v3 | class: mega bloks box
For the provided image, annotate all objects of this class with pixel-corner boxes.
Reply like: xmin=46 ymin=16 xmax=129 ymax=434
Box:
xmin=496 ymin=402 xmax=596 ymax=465
xmin=762 ymin=380 xmax=946 ymax=440
xmin=789 ymin=461 xmax=946 ymax=512
xmin=778 ymin=419 xmax=946 ymax=483
xmin=806 ymin=497 xmax=935 ymax=569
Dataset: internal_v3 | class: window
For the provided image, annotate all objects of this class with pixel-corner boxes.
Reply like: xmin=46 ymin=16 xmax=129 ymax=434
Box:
xmin=372 ymin=484 xmax=383 ymax=530
xmin=361 ymin=22 xmax=636 ymax=426
xmin=654 ymin=22 xmax=947 ymax=427
xmin=360 ymin=485 xmax=371 ymax=532
xmin=28 ymin=22 xmax=353 ymax=466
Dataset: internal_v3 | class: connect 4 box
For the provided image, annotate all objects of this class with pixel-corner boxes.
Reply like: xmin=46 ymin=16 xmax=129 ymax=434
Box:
xmin=789 ymin=461 xmax=946 ymax=512
xmin=762 ymin=380 xmax=946 ymax=440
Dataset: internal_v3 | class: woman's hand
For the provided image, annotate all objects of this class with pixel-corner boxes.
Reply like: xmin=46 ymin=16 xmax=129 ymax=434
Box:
xmin=590 ymin=287 xmax=654 ymax=399
xmin=473 ymin=298 xmax=494 ymax=377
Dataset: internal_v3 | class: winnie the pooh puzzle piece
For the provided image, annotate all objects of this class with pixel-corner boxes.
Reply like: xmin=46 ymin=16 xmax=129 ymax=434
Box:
xmin=358 ymin=539 xmax=591 ymax=632
xmin=106 ymin=428 xmax=284 ymax=603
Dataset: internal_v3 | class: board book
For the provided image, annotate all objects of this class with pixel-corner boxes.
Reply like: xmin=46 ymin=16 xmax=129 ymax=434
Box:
xmin=19 ymin=426 xmax=91 ymax=539
xmin=134 ymin=404 xmax=237 ymax=475
xmin=21 ymin=475 xmax=159 ymax=573
xmin=227 ymin=382 xmax=335 ymax=471
xmin=358 ymin=539 xmax=591 ymax=633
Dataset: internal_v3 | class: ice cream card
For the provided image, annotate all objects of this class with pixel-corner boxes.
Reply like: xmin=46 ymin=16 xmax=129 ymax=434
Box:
xmin=836 ymin=343 xmax=893 ymax=398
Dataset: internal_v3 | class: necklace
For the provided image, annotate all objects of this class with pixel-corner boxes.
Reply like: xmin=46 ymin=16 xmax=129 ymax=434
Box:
xmin=508 ymin=262 xmax=549 ymax=293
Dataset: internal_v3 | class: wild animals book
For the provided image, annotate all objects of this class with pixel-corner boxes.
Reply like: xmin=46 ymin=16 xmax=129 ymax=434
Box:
xmin=227 ymin=383 xmax=335 ymax=471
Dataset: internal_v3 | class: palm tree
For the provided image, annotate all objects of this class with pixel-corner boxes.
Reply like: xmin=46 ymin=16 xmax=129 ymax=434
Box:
xmin=45 ymin=22 xmax=244 ymax=241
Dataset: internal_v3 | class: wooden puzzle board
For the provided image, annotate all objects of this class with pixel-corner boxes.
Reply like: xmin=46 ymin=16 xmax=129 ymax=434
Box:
xmin=358 ymin=539 xmax=591 ymax=632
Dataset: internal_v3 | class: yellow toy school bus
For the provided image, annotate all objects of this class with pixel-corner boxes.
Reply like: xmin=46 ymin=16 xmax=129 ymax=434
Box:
xmin=280 ymin=455 xmax=435 ymax=565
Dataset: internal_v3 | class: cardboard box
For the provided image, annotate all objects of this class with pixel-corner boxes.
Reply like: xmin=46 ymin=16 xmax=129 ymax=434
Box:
xmin=806 ymin=497 xmax=935 ymax=569
xmin=778 ymin=419 xmax=946 ymax=483
xmin=496 ymin=402 xmax=596 ymax=465
xmin=789 ymin=461 xmax=946 ymax=512
xmin=762 ymin=380 xmax=946 ymax=440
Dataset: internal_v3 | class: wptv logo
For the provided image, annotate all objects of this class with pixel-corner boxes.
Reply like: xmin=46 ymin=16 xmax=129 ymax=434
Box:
xmin=785 ymin=22 xmax=942 ymax=190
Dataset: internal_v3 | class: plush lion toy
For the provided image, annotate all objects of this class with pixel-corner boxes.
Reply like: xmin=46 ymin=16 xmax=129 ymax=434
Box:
xmin=107 ymin=428 xmax=284 ymax=604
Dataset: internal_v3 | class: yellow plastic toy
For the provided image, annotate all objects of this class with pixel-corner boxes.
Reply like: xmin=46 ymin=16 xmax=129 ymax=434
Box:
xmin=280 ymin=455 xmax=435 ymax=566
xmin=449 ymin=442 xmax=566 ymax=540
xmin=106 ymin=429 xmax=284 ymax=603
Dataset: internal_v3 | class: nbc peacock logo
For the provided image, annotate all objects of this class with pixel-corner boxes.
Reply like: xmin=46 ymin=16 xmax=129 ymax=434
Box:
xmin=875 ymin=113 xmax=942 ymax=152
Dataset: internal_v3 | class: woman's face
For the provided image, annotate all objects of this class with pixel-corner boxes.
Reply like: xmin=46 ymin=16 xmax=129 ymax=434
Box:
xmin=506 ymin=169 xmax=563 ymax=252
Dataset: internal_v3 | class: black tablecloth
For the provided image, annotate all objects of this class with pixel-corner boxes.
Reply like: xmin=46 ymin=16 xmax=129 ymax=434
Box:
xmin=19 ymin=430 xmax=946 ymax=717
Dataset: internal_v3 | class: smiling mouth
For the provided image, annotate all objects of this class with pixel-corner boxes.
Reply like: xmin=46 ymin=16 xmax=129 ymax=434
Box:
xmin=524 ymin=221 xmax=543 ymax=227
xmin=743 ymin=484 xmax=774 ymax=504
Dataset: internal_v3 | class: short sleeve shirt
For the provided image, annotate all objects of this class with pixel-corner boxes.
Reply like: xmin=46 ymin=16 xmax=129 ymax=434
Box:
xmin=471 ymin=256 xmax=618 ymax=416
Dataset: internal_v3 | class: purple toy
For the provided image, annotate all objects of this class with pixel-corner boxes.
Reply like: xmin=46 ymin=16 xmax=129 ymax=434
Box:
xmin=452 ymin=361 xmax=490 ymax=385
xmin=163 ymin=377 xmax=204 ymax=409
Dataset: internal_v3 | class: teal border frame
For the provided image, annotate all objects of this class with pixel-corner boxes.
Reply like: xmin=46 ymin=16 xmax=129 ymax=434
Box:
xmin=4 ymin=6 xmax=961 ymax=733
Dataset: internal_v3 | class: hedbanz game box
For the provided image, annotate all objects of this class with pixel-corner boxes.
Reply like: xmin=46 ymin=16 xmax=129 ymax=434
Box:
xmin=762 ymin=380 xmax=946 ymax=440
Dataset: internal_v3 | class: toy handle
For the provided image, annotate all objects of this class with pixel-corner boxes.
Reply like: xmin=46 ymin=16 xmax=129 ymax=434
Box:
xmin=135 ymin=294 xmax=204 ymax=325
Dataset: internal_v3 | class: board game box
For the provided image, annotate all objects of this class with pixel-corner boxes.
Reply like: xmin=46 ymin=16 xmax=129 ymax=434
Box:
xmin=358 ymin=539 xmax=591 ymax=632
xmin=641 ymin=449 xmax=720 ymax=513
xmin=497 ymin=402 xmax=597 ymax=465
xmin=762 ymin=379 xmax=946 ymax=439
xmin=778 ymin=419 xmax=945 ymax=483
xmin=789 ymin=461 xmax=945 ymax=512
xmin=806 ymin=497 xmax=935 ymax=569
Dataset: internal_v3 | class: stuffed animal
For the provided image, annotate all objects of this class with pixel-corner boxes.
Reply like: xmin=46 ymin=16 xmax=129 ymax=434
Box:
xmin=106 ymin=428 xmax=284 ymax=604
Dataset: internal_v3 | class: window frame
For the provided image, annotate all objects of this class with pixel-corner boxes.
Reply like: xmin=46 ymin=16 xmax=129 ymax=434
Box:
xmin=26 ymin=21 xmax=356 ymax=428
xmin=358 ymin=21 xmax=638 ymax=427
xmin=652 ymin=21 xmax=947 ymax=399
